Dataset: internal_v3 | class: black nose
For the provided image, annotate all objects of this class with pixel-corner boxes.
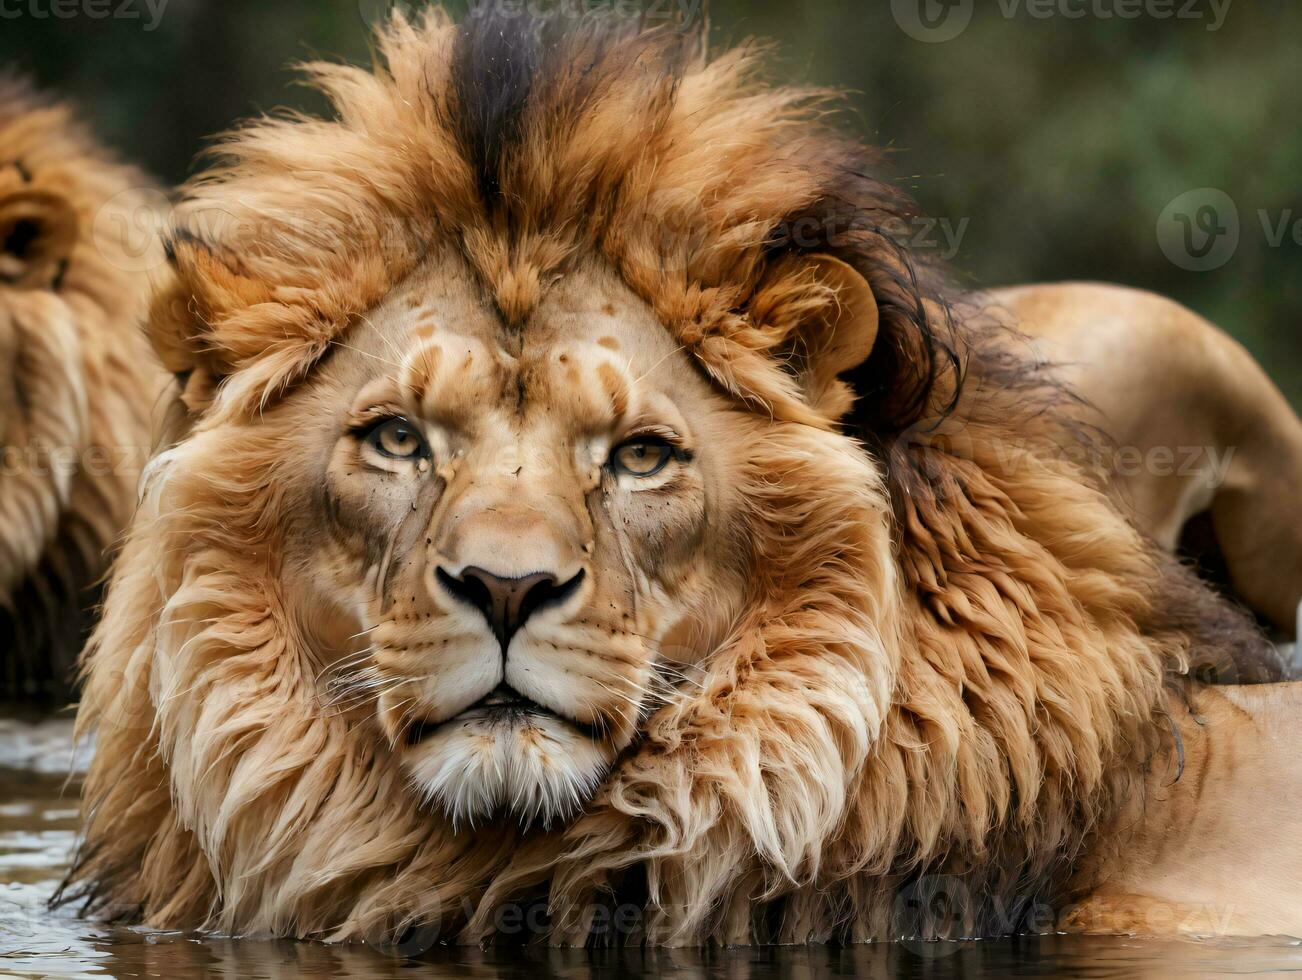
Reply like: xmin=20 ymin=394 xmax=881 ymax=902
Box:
xmin=436 ymin=566 xmax=585 ymax=650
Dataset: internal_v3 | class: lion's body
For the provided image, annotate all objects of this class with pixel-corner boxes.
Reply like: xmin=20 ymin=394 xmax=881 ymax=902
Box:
xmin=0 ymin=79 xmax=169 ymax=704
xmin=61 ymin=10 xmax=1300 ymax=945
xmin=1066 ymin=681 xmax=1302 ymax=937
xmin=986 ymin=282 xmax=1302 ymax=637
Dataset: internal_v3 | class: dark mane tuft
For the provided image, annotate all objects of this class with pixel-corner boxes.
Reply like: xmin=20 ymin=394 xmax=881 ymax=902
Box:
xmin=452 ymin=7 xmax=542 ymax=199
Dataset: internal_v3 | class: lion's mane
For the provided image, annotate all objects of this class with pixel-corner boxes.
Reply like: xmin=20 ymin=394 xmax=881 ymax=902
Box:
xmin=61 ymin=10 xmax=1269 ymax=943
xmin=0 ymin=78 xmax=165 ymax=704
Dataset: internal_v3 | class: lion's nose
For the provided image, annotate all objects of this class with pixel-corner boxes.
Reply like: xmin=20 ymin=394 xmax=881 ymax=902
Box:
xmin=436 ymin=566 xmax=585 ymax=651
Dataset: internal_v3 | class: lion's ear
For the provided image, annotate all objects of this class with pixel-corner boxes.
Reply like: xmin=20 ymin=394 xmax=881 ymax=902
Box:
xmin=0 ymin=190 xmax=77 ymax=291
xmin=148 ymin=233 xmax=249 ymax=413
xmin=790 ymin=255 xmax=880 ymax=419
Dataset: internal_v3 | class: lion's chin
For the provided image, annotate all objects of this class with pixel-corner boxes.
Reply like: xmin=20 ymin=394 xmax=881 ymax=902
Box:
xmin=401 ymin=707 xmax=613 ymax=828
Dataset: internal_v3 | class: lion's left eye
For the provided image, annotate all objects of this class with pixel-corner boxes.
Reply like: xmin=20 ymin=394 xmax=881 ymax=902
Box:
xmin=364 ymin=418 xmax=430 ymax=461
xmin=610 ymin=438 xmax=674 ymax=478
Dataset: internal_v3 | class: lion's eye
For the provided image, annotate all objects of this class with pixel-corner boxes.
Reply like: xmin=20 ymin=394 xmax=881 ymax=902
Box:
xmin=364 ymin=418 xmax=430 ymax=461
xmin=610 ymin=438 xmax=674 ymax=478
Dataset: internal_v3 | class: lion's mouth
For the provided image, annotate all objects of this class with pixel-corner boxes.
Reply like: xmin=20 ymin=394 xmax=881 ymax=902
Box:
xmin=403 ymin=684 xmax=598 ymax=747
xmin=478 ymin=684 xmax=531 ymax=709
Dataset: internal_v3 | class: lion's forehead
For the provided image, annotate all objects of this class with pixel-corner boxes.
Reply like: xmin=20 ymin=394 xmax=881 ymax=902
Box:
xmin=400 ymin=331 xmax=637 ymax=432
xmin=354 ymin=256 xmax=697 ymax=435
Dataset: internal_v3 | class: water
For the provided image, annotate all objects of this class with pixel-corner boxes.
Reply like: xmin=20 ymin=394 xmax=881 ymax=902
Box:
xmin=2 ymin=719 xmax=1301 ymax=979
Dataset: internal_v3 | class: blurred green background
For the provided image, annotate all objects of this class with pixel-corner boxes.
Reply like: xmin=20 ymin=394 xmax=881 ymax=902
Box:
xmin=2 ymin=0 xmax=1297 ymax=405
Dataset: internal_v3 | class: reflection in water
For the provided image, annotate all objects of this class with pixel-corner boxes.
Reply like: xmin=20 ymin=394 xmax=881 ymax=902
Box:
xmin=2 ymin=719 xmax=1301 ymax=979
xmin=49 ymin=932 xmax=1302 ymax=979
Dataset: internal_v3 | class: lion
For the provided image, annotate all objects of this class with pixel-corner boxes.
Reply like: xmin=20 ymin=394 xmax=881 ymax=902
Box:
xmin=0 ymin=77 xmax=167 ymax=705
xmin=60 ymin=10 xmax=1302 ymax=944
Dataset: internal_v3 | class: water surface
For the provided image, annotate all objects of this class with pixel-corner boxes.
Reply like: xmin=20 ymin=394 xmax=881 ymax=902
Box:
xmin=2 ymin=717 xmax=1299 ymax=979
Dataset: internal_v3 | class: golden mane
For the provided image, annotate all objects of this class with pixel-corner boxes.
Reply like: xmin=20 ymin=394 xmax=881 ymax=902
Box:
xmin=62 ymin=9 xmax=1270 ymax=944
xmin=0 ymin=77 xmax=165 ymax=704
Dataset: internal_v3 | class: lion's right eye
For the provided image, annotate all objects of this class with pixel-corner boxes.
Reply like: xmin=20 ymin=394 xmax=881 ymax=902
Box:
xmin=363 ymin=418 xmax=430 ymax=462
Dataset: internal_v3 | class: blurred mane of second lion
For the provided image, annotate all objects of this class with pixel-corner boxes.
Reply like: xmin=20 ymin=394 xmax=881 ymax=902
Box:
xmin=0 ymin=75 xmax=170 ymax=707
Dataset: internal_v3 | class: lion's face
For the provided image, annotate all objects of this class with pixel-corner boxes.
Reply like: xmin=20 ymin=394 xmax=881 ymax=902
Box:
xmin=278 ymin=252 xmax=751 ymax=825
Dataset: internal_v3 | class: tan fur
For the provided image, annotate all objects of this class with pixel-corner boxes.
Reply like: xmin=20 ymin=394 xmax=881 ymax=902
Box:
xmin=0 ymin=78 xmax=169 ymax=702
xmin=62 ymin=10 xmax=1292 ymax=944
xmin=1063 ymin=682 xmax=1302 ymax=938
xmin=984 ymin=282 xmax=1302 ymax=635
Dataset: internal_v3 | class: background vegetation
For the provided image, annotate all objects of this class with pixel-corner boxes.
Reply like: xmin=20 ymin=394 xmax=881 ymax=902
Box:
xmin=3 ymin=0 xmax=1297 ymax=404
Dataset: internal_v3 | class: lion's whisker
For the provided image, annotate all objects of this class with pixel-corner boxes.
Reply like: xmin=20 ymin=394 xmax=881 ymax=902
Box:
xmin=327 ymin=338 xmax=403 ymax=371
